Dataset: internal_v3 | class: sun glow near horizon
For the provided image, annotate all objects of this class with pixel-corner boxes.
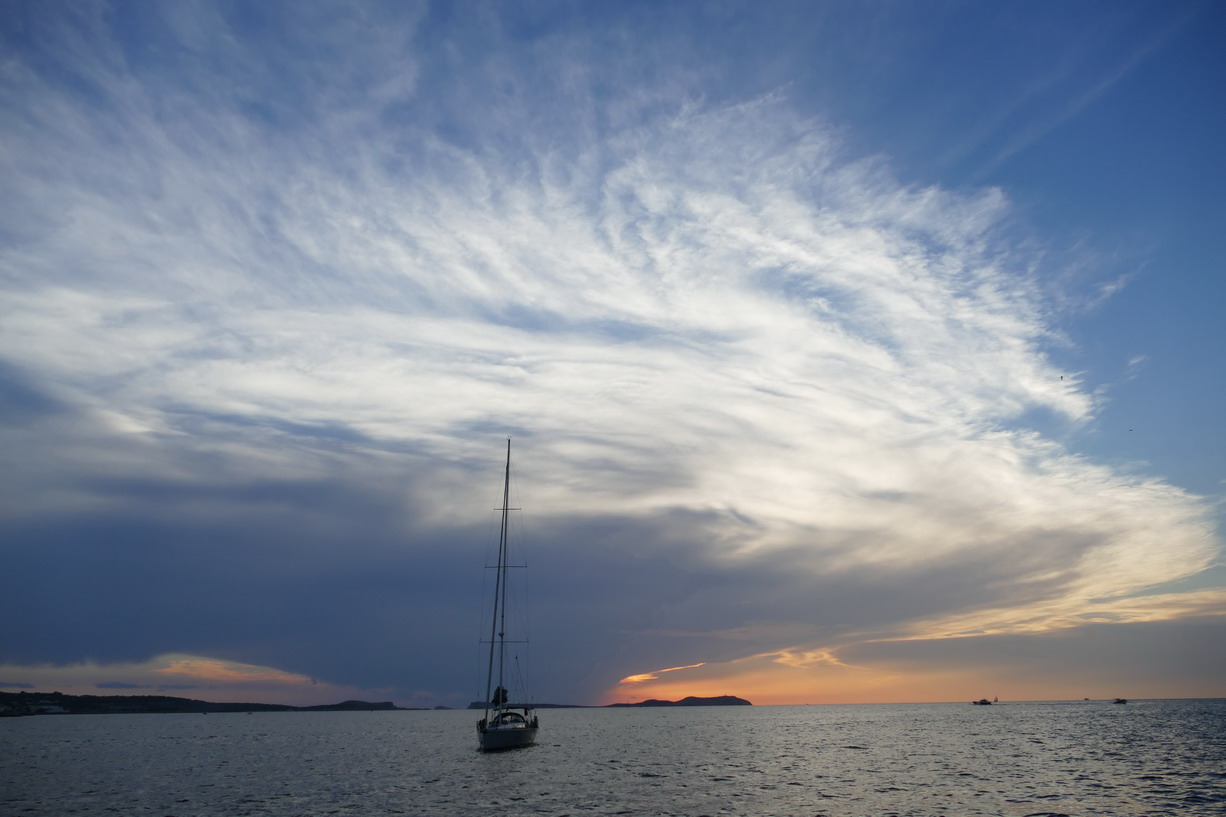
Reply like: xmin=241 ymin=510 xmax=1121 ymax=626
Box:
xmin=600 ymin=643 xmax=1226 ymax=707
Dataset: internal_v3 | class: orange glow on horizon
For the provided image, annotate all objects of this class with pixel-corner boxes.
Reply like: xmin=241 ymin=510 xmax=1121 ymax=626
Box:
xmin=0 ymin=653 xmax=398 ymax=708
xmin=154 ymin=655 xmax=314 ymax=685
xmin=600 ymin=652 xmax=1226 ymax=706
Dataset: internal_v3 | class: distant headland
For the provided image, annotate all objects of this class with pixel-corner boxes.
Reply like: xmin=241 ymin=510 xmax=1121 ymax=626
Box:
xmin=465 ymin=694 xmax=753 ymax=709
xmin=607 ymin=695 xmax=752 ymax=707
xmin=0 ymin=690 xmax=407 ymax=715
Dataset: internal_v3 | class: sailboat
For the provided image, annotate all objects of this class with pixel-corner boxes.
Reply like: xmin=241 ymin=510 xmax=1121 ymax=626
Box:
xmin=476 ymin=438 xmax=539 ymax=751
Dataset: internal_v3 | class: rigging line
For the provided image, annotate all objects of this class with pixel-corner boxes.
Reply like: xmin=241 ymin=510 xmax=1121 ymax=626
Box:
xmin=506 ymin=449 xmax=533 ymax=655
xmin=483 ymin=438 xmax=512 ymax=713
xmin=475 ymin=458 xmax=505 ymax=698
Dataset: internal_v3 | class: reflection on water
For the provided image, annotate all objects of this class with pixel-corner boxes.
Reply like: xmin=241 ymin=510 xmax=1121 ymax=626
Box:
xmin=2 ymin=699 xmax=1224 ymax=816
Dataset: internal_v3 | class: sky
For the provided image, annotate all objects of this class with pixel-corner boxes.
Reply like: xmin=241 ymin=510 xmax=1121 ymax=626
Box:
xmin=2 ymin=0 xmax=1224 ymax=709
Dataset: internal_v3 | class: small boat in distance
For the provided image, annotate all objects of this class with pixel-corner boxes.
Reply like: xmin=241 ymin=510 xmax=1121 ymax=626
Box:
xmin=476 ymin=439 xmax=539 ymax=751
xmin=972 ymin=698 xmax=992 ymax=705
xmin=1113 ymin=698 xmax=1128 ymax=704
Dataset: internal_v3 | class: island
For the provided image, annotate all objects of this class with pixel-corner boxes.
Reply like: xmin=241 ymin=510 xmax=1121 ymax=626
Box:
xmin=607 ymin=695 xmax=752 ymax=707
xmin=466 ymin=695 xmax=753 ymax=709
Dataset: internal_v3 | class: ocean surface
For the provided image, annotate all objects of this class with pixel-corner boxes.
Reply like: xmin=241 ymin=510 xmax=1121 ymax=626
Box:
xmin=3 ymin=699 xmax=1224 ymax=817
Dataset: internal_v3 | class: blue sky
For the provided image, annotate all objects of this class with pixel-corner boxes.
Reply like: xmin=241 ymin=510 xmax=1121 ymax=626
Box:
xmin=2 ymin=0 xmax=1223 ymax=707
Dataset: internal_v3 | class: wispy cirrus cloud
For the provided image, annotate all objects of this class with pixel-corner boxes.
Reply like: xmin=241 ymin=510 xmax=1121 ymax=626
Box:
xmin=969 ymin=6 xmax=1201 ymax=180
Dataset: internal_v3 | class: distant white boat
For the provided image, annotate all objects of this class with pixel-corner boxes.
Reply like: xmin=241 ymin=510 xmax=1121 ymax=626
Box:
xmin=476 ymin=439 xmax=539 ymax=752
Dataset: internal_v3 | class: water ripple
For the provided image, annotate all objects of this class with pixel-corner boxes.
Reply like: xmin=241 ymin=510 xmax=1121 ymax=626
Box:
xmin=1 ymin=699 xmax=1223 ymax=816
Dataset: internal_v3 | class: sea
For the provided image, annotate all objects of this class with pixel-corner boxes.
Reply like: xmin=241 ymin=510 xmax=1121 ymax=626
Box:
xmin=2 ymin=699 xmax=1224 ymax=817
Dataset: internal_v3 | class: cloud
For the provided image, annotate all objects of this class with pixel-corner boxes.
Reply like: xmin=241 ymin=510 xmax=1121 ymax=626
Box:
xmin=0 ymin=654 xmax=386 ymax=707
xmin=0 ymin=4 xmax=1220 ymax=706
xmin=957 ymin=5 xmax=1202 ymax=179
xmin=619 ymin=663 xmax=707 ymax=684
xmin=154 ymin=657 xmax=314 ymax=685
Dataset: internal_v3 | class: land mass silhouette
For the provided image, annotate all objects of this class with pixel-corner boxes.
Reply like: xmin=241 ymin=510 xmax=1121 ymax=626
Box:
xmin=607 ymin=695 xmax=752 ymax=707
xmin=0 ymin=690 xmax=404 ymax=715
xmin=4 ymin=690 xmax=752 ymax=715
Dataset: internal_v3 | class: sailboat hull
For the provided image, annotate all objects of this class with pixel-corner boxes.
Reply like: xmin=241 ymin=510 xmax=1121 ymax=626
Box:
xmin=478 ymin=724 xmax=538 ymax=751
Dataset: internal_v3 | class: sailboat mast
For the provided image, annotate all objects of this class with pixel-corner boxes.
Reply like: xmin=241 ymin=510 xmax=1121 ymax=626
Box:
xmin=483 ymin=438 xmax=512 ymax=714
xmin=497 ymin=438 xmax=513 ymax=701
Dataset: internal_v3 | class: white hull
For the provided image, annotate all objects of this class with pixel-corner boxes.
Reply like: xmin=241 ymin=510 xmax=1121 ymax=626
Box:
xmin=478 ymin=724 xmax=538 ymax=751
